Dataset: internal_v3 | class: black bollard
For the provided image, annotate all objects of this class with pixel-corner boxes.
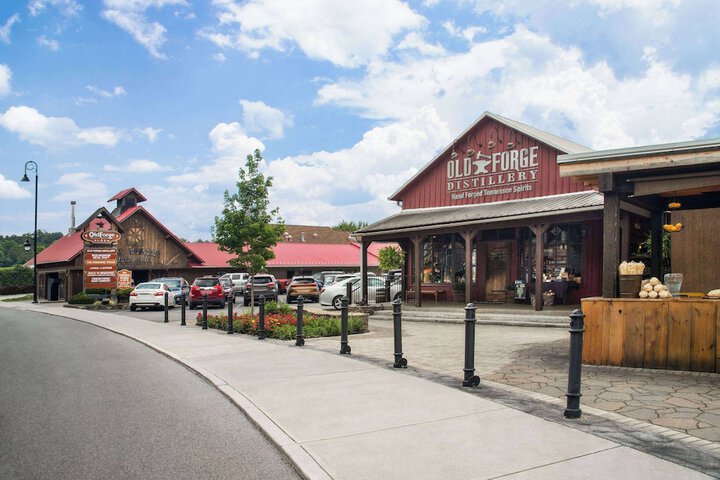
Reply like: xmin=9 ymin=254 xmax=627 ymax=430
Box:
xmin=346 ymin=281 xmax=353 ymax=306
xmin=163 ymin=291 xmax=169 ymax=322
xmin=257 ymin=296 xmax=266 ymax=340
xmin=340 ymin=296 xmax=351 ymax=354
xmin=392 ymin=298 xmax=407 ymax=368
xmin=226 ymin=295 xmax=234 ymax=334
xmin=295 ymin=295 xmax=305 ymax=346
xmin=462 ymin=303 xmax=480 ymax=387
xmin=180 ymin=293 xmax=186 ymax=326
xmin=564 ymin=309 xmax=585 ymax=419
xmin=202 ymin=293 xmax=208 ymax=330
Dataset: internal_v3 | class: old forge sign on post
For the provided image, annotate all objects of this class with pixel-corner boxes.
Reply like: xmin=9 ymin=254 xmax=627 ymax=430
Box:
xmin=82 ymin=226 xmax=121 ymax=290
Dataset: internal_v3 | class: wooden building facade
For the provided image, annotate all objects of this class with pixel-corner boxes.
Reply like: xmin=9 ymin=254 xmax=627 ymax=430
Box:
xmin=354 ymin=112 xmax=653 ymax=309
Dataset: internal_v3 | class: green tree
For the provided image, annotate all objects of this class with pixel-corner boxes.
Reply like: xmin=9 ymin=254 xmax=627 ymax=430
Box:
xmin=0 ymin=231 xmax=63 ymax=267
xmin=213 ymin=149 xmax=285 ymax=309
xmin=378 ymin=245 xmax=405 ymax=272
xmin=332 ymin=220 xmax=368 ymax=232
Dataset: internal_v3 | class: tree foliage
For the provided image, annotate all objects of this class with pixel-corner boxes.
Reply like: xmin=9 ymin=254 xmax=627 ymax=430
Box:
xmin=378 ymin=245 xmax=405 ymax=271
xmin=213 ymin=149 xmax=285 ymax=275
xmin=0 ymin=231 xmax=63 ymax=267
xmin=332 ymin=220 xmax=368 ymax=232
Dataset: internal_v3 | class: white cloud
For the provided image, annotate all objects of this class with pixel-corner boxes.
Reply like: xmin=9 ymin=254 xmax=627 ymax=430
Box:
xmin=212 ymin=52 xmax=226 ymax=62
xmin=28 ymin=0 xmax=82 ymax=17
xmin=0 ymin=174 xmax=32 ymax=199
xmin=202 ymin=0 xmax=427 ymax=68
xmin=101 ymin=0 xmax=189 ymax=59
xmin=54 ymin=173 xmax=107 ymax=201
xmin=140 ymin=126 xmax=162 ymax=142
xmin=0 ymin=106 xmax=123 ymax=148
xmin=169 ymin=122 xmax=264 ymax=184
xmin=37 ymin=35 xmax=60 ymax=51
xmin=87 ymin=84 xmax=127 ymax=97
xmin=396 ymin=32 xmax=445 ymax=56
xmin=105 ymin=159 xmax=167 ymax=172
xmin=0 ymin=14 xmax=20 ymax=43
xmin=239 ymin=99 xmax=293 ymax=139
xmin=265 ymin=106 xmax=449 ymax=225
xmin=316 ymin=27 xmax=720 ymax=149
xmin=0 ymin=64 xmax=11 ymax=96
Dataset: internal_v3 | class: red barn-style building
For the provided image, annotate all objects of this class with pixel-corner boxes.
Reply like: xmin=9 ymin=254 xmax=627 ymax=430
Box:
xmin=355 ymin=112 xmax=615 ymax=309
xmin=30 ymin=188 xmax=383 ymax=301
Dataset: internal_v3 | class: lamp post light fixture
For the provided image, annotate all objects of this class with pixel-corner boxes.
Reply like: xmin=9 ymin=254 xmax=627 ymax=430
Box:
xmin=21 ymin=161 xmax=38 ymax=304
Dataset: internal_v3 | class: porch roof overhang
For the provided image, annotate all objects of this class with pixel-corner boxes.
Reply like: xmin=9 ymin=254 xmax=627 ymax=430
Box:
xmin=354 ymin=191 xmax=604 ymax=241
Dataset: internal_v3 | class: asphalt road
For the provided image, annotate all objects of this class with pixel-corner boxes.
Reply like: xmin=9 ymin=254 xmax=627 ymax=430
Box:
xmin=0 ymin=308 xmax=302 ymax=480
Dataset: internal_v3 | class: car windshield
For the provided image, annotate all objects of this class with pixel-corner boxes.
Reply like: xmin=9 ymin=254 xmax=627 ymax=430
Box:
xmin=253 ymin=276 xmax=273 ymax=284
xmin=194 ymin=278 xmax=219 ymax=287
xmin=292 ymin=278 xmax=315 ymax=285
xmin=137 ymin=283 xmax=161 ymax=290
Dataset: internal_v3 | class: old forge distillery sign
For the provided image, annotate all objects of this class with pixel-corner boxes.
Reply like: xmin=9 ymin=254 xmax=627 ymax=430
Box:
xmin=83 ymin=228 xmax=120 ymax=290
xmin=446 ymin=146 xmax=539 ymax=201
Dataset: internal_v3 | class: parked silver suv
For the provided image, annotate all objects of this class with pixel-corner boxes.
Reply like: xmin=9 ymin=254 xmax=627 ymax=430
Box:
xmin=243 ymin=274 xmax=278 ymax=305
xmin=220 ymin=272 xmax=249 ymax=297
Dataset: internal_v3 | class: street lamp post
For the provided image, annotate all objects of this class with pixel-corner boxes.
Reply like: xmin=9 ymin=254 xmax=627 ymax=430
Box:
xmin=21 ymin=161 xmax=38 ymax=304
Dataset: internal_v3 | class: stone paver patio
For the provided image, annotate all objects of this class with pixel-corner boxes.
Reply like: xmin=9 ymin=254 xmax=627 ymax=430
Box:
xmin=305 ymin=318 xmax=720 ymax=443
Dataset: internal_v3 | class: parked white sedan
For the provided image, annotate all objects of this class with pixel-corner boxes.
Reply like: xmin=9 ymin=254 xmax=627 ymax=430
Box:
xmin=320 ymin=276 xmax=402 ymax=309
xmin=129 ymin=282 xmax=174 ymax=311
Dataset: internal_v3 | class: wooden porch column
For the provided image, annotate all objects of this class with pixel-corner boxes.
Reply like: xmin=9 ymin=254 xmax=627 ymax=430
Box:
xmin=530 ymin=224 xmax=550 ymax=311
xmin=411 ymin=236 xmax=423 ymax=307
xmin=361 ymin=240 xmax=369 ymax=304
xmin=620 ymin=214 xmax=631 ymax=261
xmin=602 ymin=192 xmax=621 ymax=298
xmin=650 ymin=210 xmax=663 ymax=280
xmin=461 ymin=230 xmax=477 ymax=304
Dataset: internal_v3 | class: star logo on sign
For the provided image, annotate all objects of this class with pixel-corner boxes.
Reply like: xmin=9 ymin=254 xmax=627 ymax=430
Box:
xmin=473 ymin=154 xmax=492 ymax=174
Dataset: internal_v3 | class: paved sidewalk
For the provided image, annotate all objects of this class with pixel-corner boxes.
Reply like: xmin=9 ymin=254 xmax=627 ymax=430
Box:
xmin=4 ymin=302 xmax=718 ymax=479
xmin=305 ymin=317 xmax=720 ymax=443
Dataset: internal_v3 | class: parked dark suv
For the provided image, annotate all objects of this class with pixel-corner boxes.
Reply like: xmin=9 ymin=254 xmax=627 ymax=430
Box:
xmin=243 ymin=274 xmax=278 ymax=305
xmin=189 ymin=276 xmax=225 ymax=309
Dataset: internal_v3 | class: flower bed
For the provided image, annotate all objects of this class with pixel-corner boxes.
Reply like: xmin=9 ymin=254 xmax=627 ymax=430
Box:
xmin=195 ymin=311 xmax=367 ymax=340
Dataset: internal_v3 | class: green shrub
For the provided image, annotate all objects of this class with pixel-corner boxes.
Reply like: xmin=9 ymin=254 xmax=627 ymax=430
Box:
xmin=264 ymin=300 xmax=292 ymax=315
xmin=0 ymin=265 xmax=33 ymax=288
xmin=85 ymin=288 xmax=111 ymax=295
xmin=194 ymin=311 xmax=367 ymax=340
xmin=69 ymin=293 xmax=94 ymax=304
xmin=116 ymin=287 xmax=133 ymax=303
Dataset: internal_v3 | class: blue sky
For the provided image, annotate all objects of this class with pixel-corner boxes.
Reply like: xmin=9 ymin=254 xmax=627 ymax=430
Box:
xmin=1 ymin=0 xmax=719 ymax=241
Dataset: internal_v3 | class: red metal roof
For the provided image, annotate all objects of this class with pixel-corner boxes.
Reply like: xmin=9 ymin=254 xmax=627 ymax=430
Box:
xmin=29 ymin=231 xmax=84 ymax=266
xmin=186 ymin=241 xmax=381 ymax=268
xmin=114 ymin=205 xmax=140 ymax=222
xmin=107 ymin=188 xmax=147 ymax=202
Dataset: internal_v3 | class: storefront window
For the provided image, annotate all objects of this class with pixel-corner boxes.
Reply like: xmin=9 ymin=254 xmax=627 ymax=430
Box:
xmin=520 ymin=224 xmax=584 ymax=283
xmin=422 ymin=235 xmax=466 ymax=284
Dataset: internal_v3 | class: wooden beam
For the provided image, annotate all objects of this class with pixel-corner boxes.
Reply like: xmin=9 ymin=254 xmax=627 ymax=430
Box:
xmin=529 ymin=224 xmax=550 ymax=311
xmin=411 ymin=236 xmax=423 ymax=308
xmin=603 ymin=192 xmax=621 ymax=298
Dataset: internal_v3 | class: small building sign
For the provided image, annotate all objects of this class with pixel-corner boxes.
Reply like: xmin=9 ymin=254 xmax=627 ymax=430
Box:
xmin=117 ymin=269 xmax=133 ymax=289
xmin=82 ymin=223 xmax=120 ymax=291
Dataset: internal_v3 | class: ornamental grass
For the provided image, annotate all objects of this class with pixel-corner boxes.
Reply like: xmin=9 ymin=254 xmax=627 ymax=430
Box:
xmin=195 ymin=311 xmax=366 ymax=340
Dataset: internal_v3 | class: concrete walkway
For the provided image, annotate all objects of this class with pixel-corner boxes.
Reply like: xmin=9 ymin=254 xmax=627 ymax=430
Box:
xmin=3 ymin=302 xmax=718 ymax=479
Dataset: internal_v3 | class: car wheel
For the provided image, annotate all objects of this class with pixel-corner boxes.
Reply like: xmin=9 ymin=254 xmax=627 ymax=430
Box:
xmin=332 ymin=296 xmax=343 ymax=310
xmin=189 ymin=303 xmax=195 ymax=310
xmin=130 ymin=305 xmax=136 ymax=311
xmin=220 ymin=299 xmax=226 ymax=309
xmin=244 ymin=298 xmax=250 ymax=306
xmin=314 ymin=297 xmax=320 ymax=303
xmin=287 ymin=296 xmax=295 ymax=303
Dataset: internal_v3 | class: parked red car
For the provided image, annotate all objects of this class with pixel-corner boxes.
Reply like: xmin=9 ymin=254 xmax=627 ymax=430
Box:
xmin=189 ymin=276 xmax=226 ymax=309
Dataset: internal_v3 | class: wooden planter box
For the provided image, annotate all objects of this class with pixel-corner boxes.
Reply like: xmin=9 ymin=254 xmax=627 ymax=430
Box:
xmin=581 ymin=297 xmax=719 ymax=373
